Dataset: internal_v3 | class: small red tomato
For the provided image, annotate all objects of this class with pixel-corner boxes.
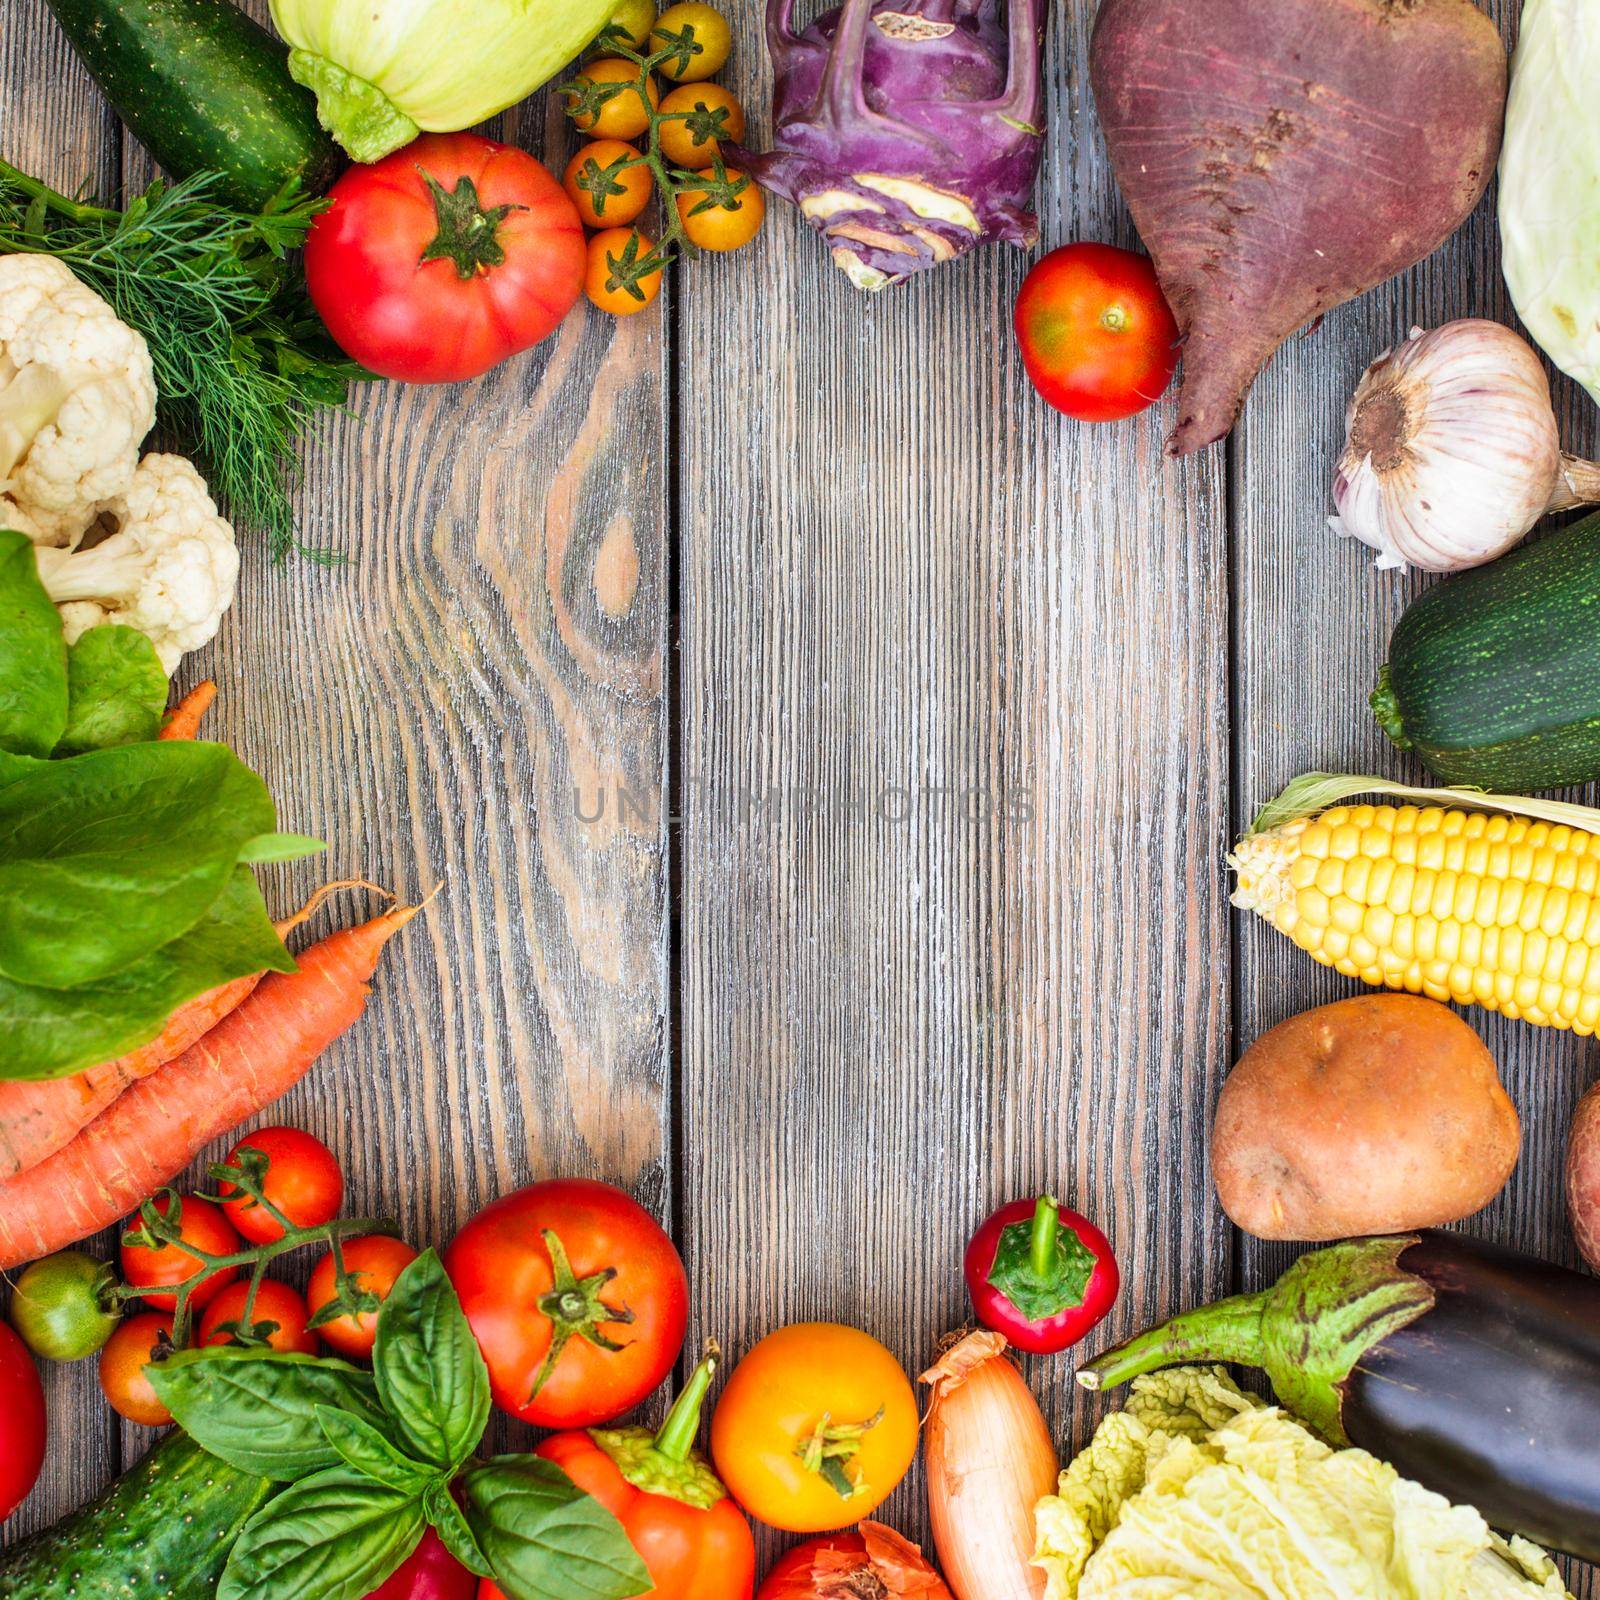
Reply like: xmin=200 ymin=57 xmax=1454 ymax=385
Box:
xmin=362 ymin=1527 xmax=477 ymax=1600
xmin=964 ymin=1195 xmax=1119 ymax=1355
xmin=218 ymin=1126 xmax=344 ymax=1244
xmin=307 ymin=1236 xmax=419 ymax=1361
xmin=445 ymin=1178 xmax=687 ymax=1429
xmin=305 ymin=131 xmax=586 ymax=383
xmin=201 ymin=1279 xmax=319 ymax=1355
xmin=98 ymin=1311 xmax=174 ymax=1427
xmin=1014 ymin=242 xmax=1178 ymax=422
xmin=120 ymin=1194 xmax=241 ymax=1312
xmin=0 ymin=1321 xmax=46 ymax=1522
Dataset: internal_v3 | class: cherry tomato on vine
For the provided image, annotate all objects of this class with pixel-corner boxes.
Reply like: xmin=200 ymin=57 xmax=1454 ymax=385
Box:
xmin=305 ymin=132 xmax=585 ymax=384
xmin=653 ymin=3 xmax=733 ymax=82
xmin=120 ymin=1194 xmax=240 ymax=1312
xmin=444 ymin=1177 xmax=688 ymax=1429
xmin=218 ymin=1126 xmax=344 ymax=1244
xmin=676 ymin=168 xmax=765 ymax=252
xmin=657 ymin=83 xmax=745 ymax=168
xmin=710 ymin=1324 xmax=919 ymax=1534
xmin=7 ymin=1250 xmax=120 ymax=1361
xmin=586 ymin=229 xmax=665 ymax=317
xmin=98 ymin=1311 xmax=173 ymax=1426
xmin=607 ymin=0 xmax=658 ymax=48
xmin=1013 ymin=242 xmax=1178 ymax=422
xmin=568 ymin=59 xmax=661 ymax=141
xmin=758 ymin=1524 xmax=954 ymax=1599
xmin=363 ymin=1528 xmax=477 ymax=1600
xmin=0 ymin=1321 xmax=46 ymax=1521
xmin=307 ymin=1236 xmax=418 ymax=1360
xmin=564 ymin=140 xmax=653 ymax=229
xmin=201 ymin=1279 xmax=320 ymax=1355
xmin=964 ymin=1195 xmax=1119 ymax=1355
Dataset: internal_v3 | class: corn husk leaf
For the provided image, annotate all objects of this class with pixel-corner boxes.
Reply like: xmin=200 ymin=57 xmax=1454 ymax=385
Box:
xmin=1245 ymin=772 xmax=1600 ymax=840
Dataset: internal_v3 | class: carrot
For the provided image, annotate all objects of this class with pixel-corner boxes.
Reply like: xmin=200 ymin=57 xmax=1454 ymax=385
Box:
xmin=159 ymin=680 xmax=218 ymax=740
xmin=0 ymin=883 xmax=378 ymax=1181
xmin=0 ymin=896 xmax=418 ymax=1267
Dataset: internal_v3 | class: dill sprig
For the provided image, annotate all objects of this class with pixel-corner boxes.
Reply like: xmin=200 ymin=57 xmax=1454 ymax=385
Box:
xmin=0 ymin=160 xmax=368 ymax=560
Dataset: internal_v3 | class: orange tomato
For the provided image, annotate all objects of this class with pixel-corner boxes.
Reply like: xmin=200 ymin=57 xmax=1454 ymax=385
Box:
xmin=568 ymin=59 xmax=660 ymax=141
xmin=98 ymin=1312 xmax=174 ymax=1426
xmin=657 ymin=83 xmax=744 ymax=169
xmin=200 ymin=1279 xmax=319 ymax=1355
xmin=306 ymin=1235 xmax=418 ymax=1360
xmin=710 ymin=1323 xmax=919 ymax=1533
xmin=119 ymin=1194 xmax=241 ymax=1312
xmin=563 ymin=140 xmax=653 ymax=229
xmin=652 ymin=2 xmax=732 ymax=82
xmin=676 ymin=168 xmax=765 ymax=252
xmin=586 ymin=228 xmax=664 ymax=316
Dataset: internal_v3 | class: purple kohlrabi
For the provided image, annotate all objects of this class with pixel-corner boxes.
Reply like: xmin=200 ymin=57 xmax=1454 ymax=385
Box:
xmin=736 ymin=0 xmax=1047 ymax=289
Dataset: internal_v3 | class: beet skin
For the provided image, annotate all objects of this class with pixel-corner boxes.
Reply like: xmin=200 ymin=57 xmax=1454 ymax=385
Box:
xmin=1090 ymin=0 xmax=1506 ymax=455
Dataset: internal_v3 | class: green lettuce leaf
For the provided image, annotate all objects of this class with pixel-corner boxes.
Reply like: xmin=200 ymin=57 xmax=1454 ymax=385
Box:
xmin=1034 ymin=1368 xmax=1574 ymax=1600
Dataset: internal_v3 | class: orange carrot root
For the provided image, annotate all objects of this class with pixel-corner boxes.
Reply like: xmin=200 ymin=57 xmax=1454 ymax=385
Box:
xmin=159 ymin=681 xmax=218 ymax=741
xmin=0 ymin=882 xmax=397 ymax=1183
xmin=0 ymin=899 xmax=421 ymax=1267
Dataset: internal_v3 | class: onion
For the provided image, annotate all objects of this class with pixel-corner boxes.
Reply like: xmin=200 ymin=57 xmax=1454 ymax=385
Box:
xmin=920 ymin=1331 xmax=1058 ymax=1600
xmin=1330 ymin=319 xmax=1600 ymax=573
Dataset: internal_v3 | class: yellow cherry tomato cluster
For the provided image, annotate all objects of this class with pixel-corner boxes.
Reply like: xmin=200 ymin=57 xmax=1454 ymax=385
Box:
xmin=562 ymin=1 xmax=766 ymax=317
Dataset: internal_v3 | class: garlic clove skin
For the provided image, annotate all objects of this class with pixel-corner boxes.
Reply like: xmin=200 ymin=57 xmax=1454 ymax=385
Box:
xmin=1331 ymin=319 xmax=1562 ymax=574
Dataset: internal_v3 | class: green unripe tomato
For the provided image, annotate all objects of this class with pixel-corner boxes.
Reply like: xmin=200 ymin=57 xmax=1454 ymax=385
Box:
xmin=8 ymin=1251 xmax=121 ymax=1361
xmin=609 ymin=0 xmax=657 ymax=48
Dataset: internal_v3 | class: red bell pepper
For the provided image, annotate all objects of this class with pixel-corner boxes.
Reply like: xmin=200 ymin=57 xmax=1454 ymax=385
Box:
xmin=964 ymin=1195 xmax=1119 ymax=1355
xmin=483 ymin=1345 xmax=756 ymax=1600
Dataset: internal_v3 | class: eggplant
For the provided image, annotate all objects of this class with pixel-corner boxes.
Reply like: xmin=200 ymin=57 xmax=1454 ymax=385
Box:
xmin=1079 ymin=1232 xmax=1600 ymax=1562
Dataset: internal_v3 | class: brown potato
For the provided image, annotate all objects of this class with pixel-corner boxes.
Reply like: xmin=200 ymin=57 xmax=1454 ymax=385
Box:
xmin=1566 ymin=1083 xmax=1600 ymax=1271
xmin=1212 ymin=994 xmax=1520 ymax=1241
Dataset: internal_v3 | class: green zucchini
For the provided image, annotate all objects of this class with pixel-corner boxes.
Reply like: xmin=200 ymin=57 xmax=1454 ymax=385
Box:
xmin=0 ymin=1431 xmax=273 ymax=1599
xmin=1373 ymin=510 xmax=1600 ymax=793
xmin=42 ymin=0 xmax=342 ymax=210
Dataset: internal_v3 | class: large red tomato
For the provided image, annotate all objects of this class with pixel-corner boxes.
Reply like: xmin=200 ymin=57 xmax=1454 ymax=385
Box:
xmin=1013 ymin=242 xmax=1179 ymax=422
xmin=444 ymin=1178 xmax=687 ymax=1428
xmin=305 ymin=132 xmax=586 ymax=384
xmin=0 ymin=1321 xmax=45 ymax=1522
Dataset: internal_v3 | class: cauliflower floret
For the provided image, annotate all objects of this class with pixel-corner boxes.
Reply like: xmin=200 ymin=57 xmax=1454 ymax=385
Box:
xmin=0 ymin=254 xmax=157 ymax=548
xmin=34 ymin=453 xmax=239 ymax=673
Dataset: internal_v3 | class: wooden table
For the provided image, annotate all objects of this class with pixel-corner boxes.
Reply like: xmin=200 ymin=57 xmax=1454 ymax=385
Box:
xmin=5 ymin=0 xmax=1595 ymax=1588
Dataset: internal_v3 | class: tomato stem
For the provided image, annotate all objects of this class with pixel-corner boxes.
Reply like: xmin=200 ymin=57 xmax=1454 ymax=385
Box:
xmin=529 ymin=1227 xmax=635 ymax=1404
xmin=1030 ymin=1195 xmax=1061 ymax=1280
xmin=653 ymin=1341 xmax=719 ymax=1462
xmin=796 ymin=1407 xmax=884 ymax=1500
xmin=417 ymin=169 xmax=524 ymax=280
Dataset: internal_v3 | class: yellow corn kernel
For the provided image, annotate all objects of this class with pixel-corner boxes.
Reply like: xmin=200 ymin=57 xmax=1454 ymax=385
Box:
xmin=1229 ymin=800 xmax=1600 ymax=1034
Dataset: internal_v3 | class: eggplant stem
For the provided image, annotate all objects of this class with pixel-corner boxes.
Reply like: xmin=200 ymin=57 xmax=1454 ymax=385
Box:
xmin=1078 ymin=1290 xmax=1269 ymax=1391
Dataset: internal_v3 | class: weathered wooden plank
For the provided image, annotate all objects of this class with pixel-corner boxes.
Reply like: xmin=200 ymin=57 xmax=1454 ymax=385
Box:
xmin=6 ymin=0 xmax=673 ymax=1522
xmin=0 ymin=0 xmax=124 ymax=1537
xmin=1231 ymin=1 xmax=1597 ymax=1588
xmin=676 ymin=0 xmax=1231 ymax=1559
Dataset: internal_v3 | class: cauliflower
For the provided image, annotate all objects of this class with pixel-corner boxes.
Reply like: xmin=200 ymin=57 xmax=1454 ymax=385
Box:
xmin=0 ymin=254 xmax=157 ymax=547
xmin=34 ymin=454 xmax=240 ymax=673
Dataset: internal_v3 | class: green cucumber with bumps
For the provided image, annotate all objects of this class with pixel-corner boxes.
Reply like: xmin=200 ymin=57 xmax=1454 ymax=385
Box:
xmin=0 ymin=1432 xmax=273 ymax=1599
xmin=42 ymin=0 xmax=342 ymax=210
xmin=1373 ymin=510 xmax=1600 ymax=794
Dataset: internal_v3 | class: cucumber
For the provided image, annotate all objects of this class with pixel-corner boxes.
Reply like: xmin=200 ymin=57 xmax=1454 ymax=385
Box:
xmin=0 ymin=1432 xmax=273 ymax=1599
xmin=1373 ymin=511 xmax=1600 ymax=793
xmin=42 ymin=0 xmax=342 ymax=210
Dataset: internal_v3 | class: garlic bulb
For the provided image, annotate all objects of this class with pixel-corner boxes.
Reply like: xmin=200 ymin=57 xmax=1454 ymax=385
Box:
xmin=1330 ymin=319 xmax=1600 ymax=573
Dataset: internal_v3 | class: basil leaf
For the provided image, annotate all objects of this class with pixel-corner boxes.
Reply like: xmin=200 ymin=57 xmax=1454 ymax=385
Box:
xmin=0 ymin=527 xmax=67 ymax=759
xmin=217 ymin=1468 xmax=425 ymax=1600
xmin=426 ymin=1483 xmax=494 ymax=1578
xmin=461 ymin=1456 xmax=650 ymax=1600
xmin=373 ymin=1249 xmax=489 ymax=1472
xmin=316 ymin=1407 xmax=435 ymax=1492
xmin=54 ymin=627 xmax=166 ymax=755
xmin=149 ymin=1347 xmax=392 ymax=1480
xmin=0 ymin=740 xmax=286 ymax=988
xmin=0 ymin=868 xmax=295 ymax=1081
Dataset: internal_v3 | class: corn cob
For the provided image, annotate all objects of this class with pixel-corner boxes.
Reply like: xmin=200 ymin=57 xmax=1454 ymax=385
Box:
xmin=1231 ymin=800 xmax=1600 ymax=1034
